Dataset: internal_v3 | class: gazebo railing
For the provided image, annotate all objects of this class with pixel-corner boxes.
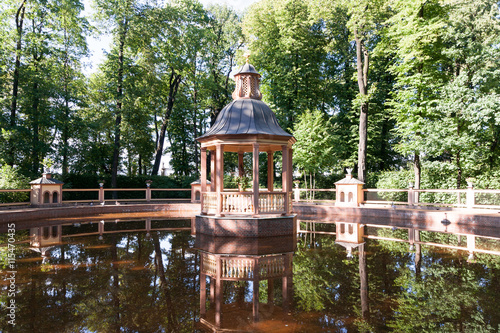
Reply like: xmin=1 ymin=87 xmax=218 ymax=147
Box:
xmin=202 ymin=192 xmax=217 ymax=214
xmin=259 ymin=192 xmax=286 ymax=213
xmin=202 ymin=191 xmax=289 ymax=215
xmin=222 ymin=192 xmax=254 ymax=213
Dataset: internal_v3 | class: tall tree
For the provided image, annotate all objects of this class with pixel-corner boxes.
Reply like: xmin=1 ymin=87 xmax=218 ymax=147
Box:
xmin=139 ymin=0 xmax=208 ymax=176
xmin=425 ymin=0 xmax=500 ymax=187
xmin=377 ymin=0 xmax=449 ymax=191
xmin=344 ymin=0 xmax=386 ymax=182
xmin=7 ymin=0 xmax=27 ymax=167
xmin=93 ymin=0 xmax=136 ymax=188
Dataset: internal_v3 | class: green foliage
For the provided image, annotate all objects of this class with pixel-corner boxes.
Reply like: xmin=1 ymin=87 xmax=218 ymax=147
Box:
xmin=0 ymin=0 xmax=499 ymax=190
xmin=0 ymin=164 xmax=30 ymax=203
xmin=293 ymin=109 xmax=337 ymax=175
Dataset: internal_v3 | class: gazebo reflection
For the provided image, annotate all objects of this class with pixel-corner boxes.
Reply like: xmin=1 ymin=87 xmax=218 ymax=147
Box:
xmin=29 ymin=224 xmax=63 ymax=263
xmin=195 ymin=234 xmax=295 ymax=332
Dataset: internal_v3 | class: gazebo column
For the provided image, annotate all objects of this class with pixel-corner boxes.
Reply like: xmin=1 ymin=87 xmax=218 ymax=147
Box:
xmin=288 ymin=148 xmax=293 ymax=212
xmin=253 ymin=143 xmax=260 ymax=216
xmin=200 ymin=147 xmax=207 ymax=213
xmin=211 ymin=151 xmax=216 ymax=192
xmin=267 ymin=151 xmax=274 ymax=191
xmin=282 ymin=145 xmax=289 ymax=215
xmin=238 ymin=152 xmax=244 ymax=177
xmin=216 ymin=144 xmax=224 ymax=216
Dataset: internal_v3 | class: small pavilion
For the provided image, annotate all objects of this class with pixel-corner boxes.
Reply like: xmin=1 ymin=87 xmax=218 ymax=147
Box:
xmin=195 ymin=59 xmax=296 ymax=237
xmin=29 ymin=172 xmax=64 ymax=205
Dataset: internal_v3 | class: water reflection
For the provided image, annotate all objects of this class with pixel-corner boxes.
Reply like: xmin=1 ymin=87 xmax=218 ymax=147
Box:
xmin=195 ymin=234 xmax=294 ymax=331
xmin=1 ymin=217 xmax=499 ymax=332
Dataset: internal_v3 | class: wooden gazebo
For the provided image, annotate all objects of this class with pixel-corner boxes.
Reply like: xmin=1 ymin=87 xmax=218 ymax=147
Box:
xmin=196 ymin=60 xmax=296 ymax=219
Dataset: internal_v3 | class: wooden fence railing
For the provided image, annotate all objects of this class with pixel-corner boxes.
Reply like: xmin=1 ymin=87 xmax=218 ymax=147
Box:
xmin=293 ymin=187 xmax=500 ymax=210
xmin=0 ymin=187 xmax=191 ymax=207
xmin=2 ymin=186 xmax=500 ymax=210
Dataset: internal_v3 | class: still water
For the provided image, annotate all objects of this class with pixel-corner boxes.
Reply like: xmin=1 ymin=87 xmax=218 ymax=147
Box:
xmin=1 ymin=216 xmax=500 ymax=332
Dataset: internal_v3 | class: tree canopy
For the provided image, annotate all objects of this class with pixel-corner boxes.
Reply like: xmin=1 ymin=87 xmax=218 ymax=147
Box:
xmin=0 ymin=0 xmax=499 ymax=190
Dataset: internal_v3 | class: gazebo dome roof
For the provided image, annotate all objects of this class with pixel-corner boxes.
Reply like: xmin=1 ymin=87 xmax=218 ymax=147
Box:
xmin=233 ymin=62 xmax=260 ymax=76
xmin=197 ymin=99 xmax=292 ymax=139
xmin=197 ymin=60 xmax=294 ymax=144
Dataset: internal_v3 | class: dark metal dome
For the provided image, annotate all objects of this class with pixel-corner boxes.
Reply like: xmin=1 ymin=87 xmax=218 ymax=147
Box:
xmin=233 ymin=62 xmax=260 ymax=76
xmin=197 ymin=99 xmax=292 ymax=139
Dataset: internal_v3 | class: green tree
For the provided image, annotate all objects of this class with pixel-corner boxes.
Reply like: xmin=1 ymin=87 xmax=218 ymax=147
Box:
xmin=243 ymin=0 xmax=327 ymax=131
xmin=0 ymin=164 xmax=30 ymax=202
xmin=93 ymin=0 xmax=137 ymax=188
xmin=293 ymin=109 xmax=336 ymax=198
xmin=424 ymin=0 xmax=500 ymax=187
xmin=378 ymin=0 xmax=452 ymax=192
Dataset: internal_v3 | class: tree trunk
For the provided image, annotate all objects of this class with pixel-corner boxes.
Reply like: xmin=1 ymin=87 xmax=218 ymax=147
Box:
xmin=111 ymin=20 xmax=128 ymax=191
xmin=62 ymin=27 xmax=70 ymax=176
xmin=151 ymin=69 xmax=182 ymax=175
xmin=32 ymin=80 xmax=40 ymax=175
xmin=414 ymin=153 xmax=421 ymax=203
xmin=8 ymin=0 xmax=27 ymax=166
xmin=355 ymin=28 xmax=369 ymax=183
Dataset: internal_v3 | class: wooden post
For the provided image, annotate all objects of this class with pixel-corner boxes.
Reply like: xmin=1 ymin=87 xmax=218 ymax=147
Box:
xmin=216 ymin=144 xmax=224 ymax=216
xmin=268 ymin=279 xmax=274 ymax=304
xmin=215 ymin=256 xmax=222 ymax=327
xmin=267 ymin=151 xmax=274 ymax=191
xmin=210 ymin=276 xmax=215 ymax=304
xmin=253 ymin=143 xmax=260 ymax=216
xmin=282 ymin=145 xmax=289 ymax=215
xmin=288 ymin=148 xmax=293 ymax=212
xmin=238 ymin=152 xmax=244 ymax=177
xmin=99 ymin=183 xmax=104 ymax=204
xmin=466 ymin=183 xmax=474 ymax=209
xmin=282 ymin=253 xmax=291 ymax=313
xmin=210 ymin=150 xmax=216 ymax=192
xmin=201 ymin=148 xmax=207 ymax=213
xmin=408 ymin=183 xmax=414 ymax=206
xmin=200 ymin=255 xmax=206 ymax=317
xmin=253 ymin=258 xmax=260 ymax=322
xmin=146 ymin=183 xmax=151 ymax=202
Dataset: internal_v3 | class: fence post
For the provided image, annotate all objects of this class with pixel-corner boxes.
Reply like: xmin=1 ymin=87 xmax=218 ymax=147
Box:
xmin=146 ymin=180 xmax=152 ymax=202
xmin=408 ymin=182 xmax=414 ymax=206
xmin=98 ymin=182 xmax=104 ymax=203
xmin=466 ymin=181 xmax=474 ymax=209
xmin=294 ymin=183 xmax=300 ymax=202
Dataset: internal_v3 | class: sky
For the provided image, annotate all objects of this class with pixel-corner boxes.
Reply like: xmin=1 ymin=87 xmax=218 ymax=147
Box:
xmin=82 ymin=0 xmax=257 ymax=76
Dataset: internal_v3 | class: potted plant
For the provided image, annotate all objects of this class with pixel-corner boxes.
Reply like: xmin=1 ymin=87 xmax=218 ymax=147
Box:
xmin=235 ymin=175 xmax=251 ymax=192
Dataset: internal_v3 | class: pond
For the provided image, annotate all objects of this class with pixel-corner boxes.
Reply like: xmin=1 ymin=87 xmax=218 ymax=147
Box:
xmin=1 ymin=216 xmax=500 ymax=332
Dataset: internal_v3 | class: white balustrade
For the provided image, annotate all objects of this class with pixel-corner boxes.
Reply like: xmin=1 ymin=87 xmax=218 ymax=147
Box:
xmin=221 ymin=193 xmax=254 ymax=213
xmin=202 ymin=192 xmax=217 ymax=213
xmin=259 ymin=193 xmax=285 ymax=213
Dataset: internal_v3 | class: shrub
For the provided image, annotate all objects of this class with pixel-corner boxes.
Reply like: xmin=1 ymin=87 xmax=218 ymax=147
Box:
xmin=0 ymin=165 xmax=31 ymax=203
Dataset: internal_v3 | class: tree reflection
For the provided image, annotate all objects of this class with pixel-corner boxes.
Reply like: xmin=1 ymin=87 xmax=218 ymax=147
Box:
xmin=0 ymin=221 xmax=198 ymax=333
